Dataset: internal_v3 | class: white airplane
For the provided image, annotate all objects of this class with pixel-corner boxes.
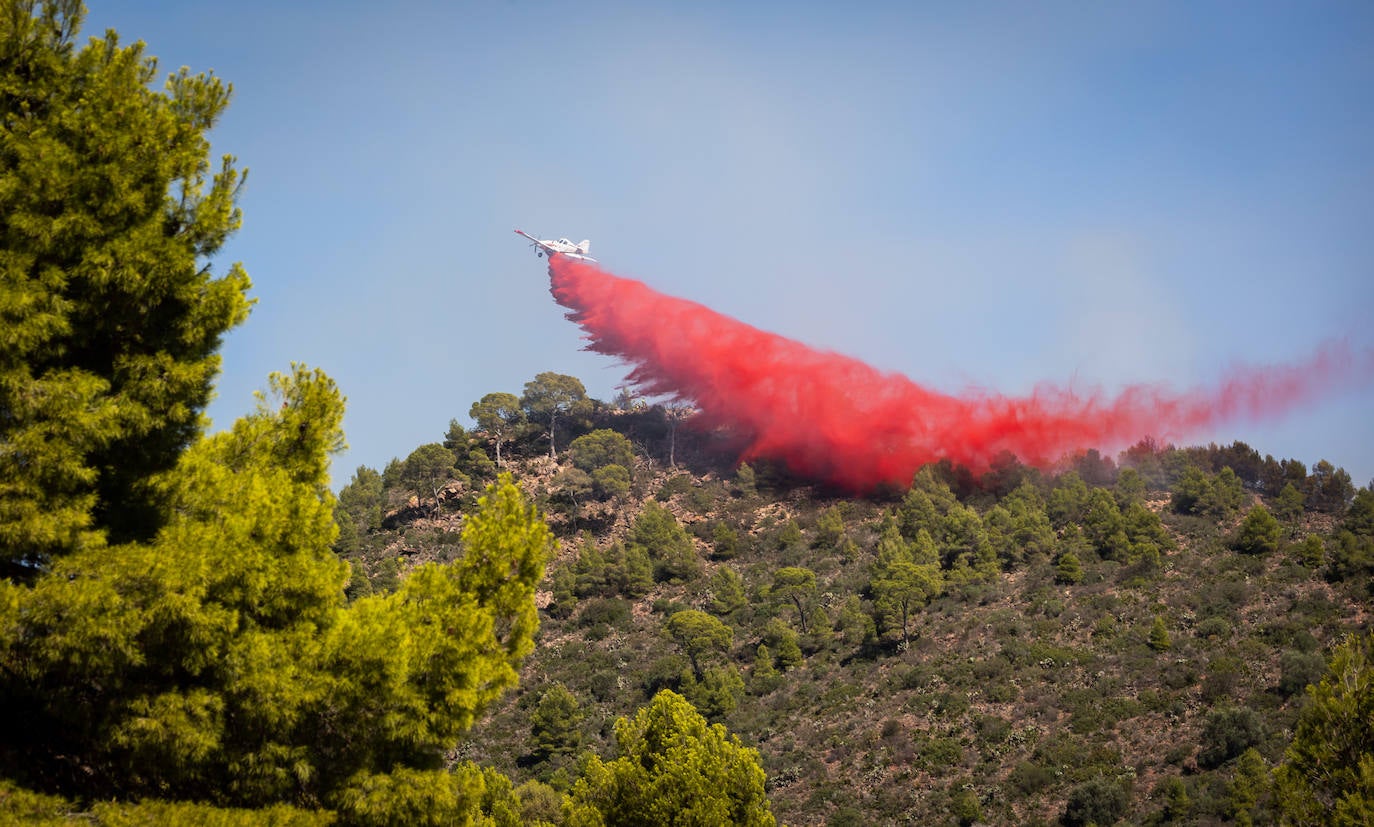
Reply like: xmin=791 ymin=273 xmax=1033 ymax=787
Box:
xmin=514 ymin=229 xmax=596 ymax=262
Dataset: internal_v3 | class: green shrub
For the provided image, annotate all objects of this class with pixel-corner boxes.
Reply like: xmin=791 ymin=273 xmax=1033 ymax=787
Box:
xmin=975 ymin=715 xmax=1011 ymax=746
xmin=1062 ymin=776 xmax=1130 ymax=827
xmin=656 ymin=473 xmax=694 ymax=501
xmin=592 ymin=464 xmax=631 ymax=500
xmin=1278 ymin=649 xmax=1328 ymax=697
xmin=950 ymin=785 xmax=982 ymax=826
xmin=1203 ymin=657 xmax=1249 ymax=705
xmin=578 ymin=597 xmax=631 ymax=634
xmin=1198 ymin=707 xmax=1265 ymax=769
xmin=1008 ymin=761 xmax=1054 ymax=796
xmin=1195 ymin=616 xmax=1233 ymax=640
xmin=918 ymin=735 xmax=964 ymax=770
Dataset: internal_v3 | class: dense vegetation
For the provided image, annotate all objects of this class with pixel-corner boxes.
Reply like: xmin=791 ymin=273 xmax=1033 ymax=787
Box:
xmin=3 ymin=2 xmax=1372 ymax=824
xmin=335 ymin=386 xmax=1373 ymax=826
xmin=0 ymin=4 xmax=772 ymax=824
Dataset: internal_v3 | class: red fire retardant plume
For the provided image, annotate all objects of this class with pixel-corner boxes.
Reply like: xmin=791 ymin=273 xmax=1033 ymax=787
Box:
xmin=549 ymin=256 xmax=1372 ymax=492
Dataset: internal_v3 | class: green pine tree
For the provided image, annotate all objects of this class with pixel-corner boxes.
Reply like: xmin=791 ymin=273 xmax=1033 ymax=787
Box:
xmin=665 ymin=610 xmax=733 ymax=679
xmin=1055 ymin=550 xmax=1085 ymax=585
xmin=529 ymin=683 xmax=584 ymax=763
xmin=707 ymin=565 xmax=747 ymax=618
xmin=1293 ymin=534 xmax=1326 ymax=568
xmin=1149 ymin=615 xmax=1172 ymax=652
xmin=563 ymin=690 xmax=776 ymax=826
xmin=1232 ymin=505 xmax=1283 ymax=555
xmin=1274 ymin=632 xmax=1374 ymax=825
xmin=870 ymin=525 xmax=942 ymax=648
xmin=2 ymin=0 xmax=254 ymax=575
xmin=631 ymin=501 xmax=700 ymax=583
xmin=0 ymin=367 xmax=553 ymax=814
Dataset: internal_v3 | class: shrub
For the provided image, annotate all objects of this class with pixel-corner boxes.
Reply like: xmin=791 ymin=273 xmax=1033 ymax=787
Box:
xmin=950 ymin=786 xmax=982 ymax=826
xmin=1201 ymin=655 xmax=1245 ymax=703
xmin=592 ymin=464 xmax=632 ymax=500
xmin=656 ymin=473 xmax=694 ymax=501
xmin=918 ymin=736 xmax=964 ymax=770
xmin=578 ymin=597 xmax=631 ymax=633
xmin=1198 ymin=707 xmax=1265 ymax=769
xmin=975 ymin=715 xmax=1011 ymax=746
xmin=1277 ymin=649 xmax=1328 ymax=697
xmin=1231 ymin=505 xmax=1282 ymax=554
xmin=1008 ymin=761 xmax=1054 ymax=796
xmin=1062 ymin=776 xmax=1130 ymax=827
xmin=1195 ymin=616 xmax=1232 ymax=640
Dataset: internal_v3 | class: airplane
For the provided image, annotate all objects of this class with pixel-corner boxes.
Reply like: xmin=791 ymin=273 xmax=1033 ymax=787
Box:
xmin=514 ymin=230 xmax=597 ymax=262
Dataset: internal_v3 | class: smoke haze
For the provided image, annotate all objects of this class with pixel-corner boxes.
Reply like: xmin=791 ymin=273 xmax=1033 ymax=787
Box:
xmin=550 ymin=256 xmax=1372 ymax=491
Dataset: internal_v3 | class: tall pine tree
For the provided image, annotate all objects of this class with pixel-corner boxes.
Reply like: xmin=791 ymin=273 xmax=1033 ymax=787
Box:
xmin=2 ymin=0 xmax=253 ymax=575
xmin=2 ymin=5 xmax=556 ymax=820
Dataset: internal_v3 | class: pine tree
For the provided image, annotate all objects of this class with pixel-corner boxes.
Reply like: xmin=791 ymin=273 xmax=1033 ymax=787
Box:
xmin=769 ymin=566 xmax=817 ymax=633
xmin=1114 ymin=467 xmax=1148 ymax=507
xmin=1048 ymin=471 xmax=1091 ymax=527
xmin=1275 ymin=481 xmax=1306 ymax=523
xmin=665 ymin=610 xmax=733 ymax=679
xmin=608 ymin=542 xmax=654 ymax=598
xmin=631 ymin=501 xmax=699 ymax=583
xmin=1274 ymin=632 xmax=1374 ymax=825
xmin=468 ymin=392 xmax=522 ymax=467
xmin=734 ymin=463 xmax=757 ymax=497
xmin=1293 ymin=534 xmax=1326 ymax=568
xmin=2 ymin=0 xmax=253 ymax=575
xmin=0 ymin=9 xmax=560 ymax=817
xmin=563 ymin=690 xmax=776 ymax=826
xmin=1149 ymin=615 xmax=1172 ymax=652
xmin=870 ymin=525 xmax=942 ymax=648
xmin=750 ymin=645 xmax=780 ymax=693
xmin=1083 ymin=488 xmax=1130 ymax=561
xmin=711 ymin=520 xmax=741 ymax=560
xmin=763 ymin=619 xmax=804 ymax=671
xmin=1230 ymin=747 xmax=1270 ymax=827
xmin=400 ymin=442 xmax=459 ymax=515
xmin=814 ymin=506 xmax=845 ymax=549
xmin=529 ymin=683 xmax=584 ymax=763
xmin=1232 ymin=505 xmax=1282 ymax=555
xmin=1055 ymin=550 xmax=1085 ymax=585
xmin=1 ymin=366 xmax=553 ymax=811
xmin=985 ymin=482 xmax=1057 ymax=567
xmin=1123 ymin=501 xmax=1172 ymax=565
xmin=572 ymin=536 xmax=610 ymax=597
xmin=520 ymin=372 xmax=590 ymax=458
xmin=707 ymin=566 xmax=747 ymax=618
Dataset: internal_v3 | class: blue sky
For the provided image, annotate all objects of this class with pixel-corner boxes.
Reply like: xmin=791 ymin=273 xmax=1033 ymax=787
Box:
xmin=85 ymin=1 xmax=1374 ymax=487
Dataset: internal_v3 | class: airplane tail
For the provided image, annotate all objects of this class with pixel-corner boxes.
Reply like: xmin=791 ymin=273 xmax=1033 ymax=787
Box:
xmin=577 ymin=240 xmax=591 ymax=254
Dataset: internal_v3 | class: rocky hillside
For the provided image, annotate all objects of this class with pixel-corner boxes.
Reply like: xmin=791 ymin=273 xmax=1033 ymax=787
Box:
xmin=334 ymin=416 xmax=1372 ymax=826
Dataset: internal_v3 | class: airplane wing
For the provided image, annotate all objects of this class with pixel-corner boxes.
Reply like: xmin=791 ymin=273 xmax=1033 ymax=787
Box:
xmin=515 ymin=229 xmax=554 ymax=255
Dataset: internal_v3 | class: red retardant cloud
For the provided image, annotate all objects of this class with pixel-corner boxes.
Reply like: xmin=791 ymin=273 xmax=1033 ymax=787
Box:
xmin=549 ymin=256 xmax=1372 ymax=492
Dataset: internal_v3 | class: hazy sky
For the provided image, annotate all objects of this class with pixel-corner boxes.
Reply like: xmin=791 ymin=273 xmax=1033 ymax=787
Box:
xmin=84 ymin=1 xmax=1374 ymax=487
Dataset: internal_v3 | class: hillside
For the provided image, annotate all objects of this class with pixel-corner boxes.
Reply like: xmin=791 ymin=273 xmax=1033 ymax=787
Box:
xmin=334 ymin=396 xmax=1373 ymax=826
xmin=6 ymin=5 xmax=1370 ymax=822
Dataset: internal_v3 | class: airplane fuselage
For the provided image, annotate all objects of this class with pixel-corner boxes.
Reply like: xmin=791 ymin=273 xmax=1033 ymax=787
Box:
xmin=515 ymin=230 xmax=596 ymax=262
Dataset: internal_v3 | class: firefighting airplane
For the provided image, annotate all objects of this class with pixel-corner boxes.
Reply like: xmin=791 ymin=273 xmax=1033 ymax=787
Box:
xmin=514 ymin=230 xmax=596 ymax=262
